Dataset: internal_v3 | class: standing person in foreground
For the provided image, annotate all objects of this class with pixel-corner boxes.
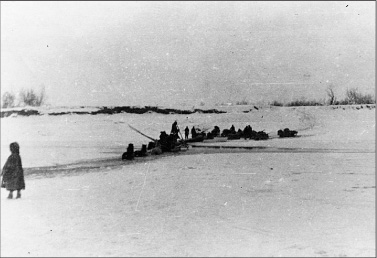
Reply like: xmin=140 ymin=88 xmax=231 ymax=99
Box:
xmin=1 ymin=142 xmax=25 ymax=199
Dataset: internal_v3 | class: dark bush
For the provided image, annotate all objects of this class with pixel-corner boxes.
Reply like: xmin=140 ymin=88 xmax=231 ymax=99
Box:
xmin=286 ymin=98 xmax=323 ymax=107
xmin=344 ymin=88 xmax=375 ymax=104
xmin=270 ymin=100 xmax=284 ymax=106
xmin=235 ymin=99 xmax=249 ymax=105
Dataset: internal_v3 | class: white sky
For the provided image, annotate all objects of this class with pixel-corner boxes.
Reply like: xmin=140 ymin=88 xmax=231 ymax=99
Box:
xmin=1 ymin=1 xmax=375 ymax=106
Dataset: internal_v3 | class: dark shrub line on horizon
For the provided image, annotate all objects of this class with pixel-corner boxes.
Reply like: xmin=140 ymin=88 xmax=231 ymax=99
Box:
xmin=0 ymin=106 xmax=226 ymax=118
xmin=0 ymin=109 xmax=41 ymax=118
xmin=91 ymin=106 xmax=225 ymax=115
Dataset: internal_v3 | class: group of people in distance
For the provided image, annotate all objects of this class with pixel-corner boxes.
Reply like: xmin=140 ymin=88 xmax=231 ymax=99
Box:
xmin=170 ymin=121 xmax=200 ymax=141
xmin=172 ymin=120 xmax=198 ymax=140
xmin=153 ymin=121 xmax=202 ymax=152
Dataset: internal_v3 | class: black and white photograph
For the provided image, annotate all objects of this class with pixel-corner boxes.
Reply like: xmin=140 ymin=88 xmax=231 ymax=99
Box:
xmin=1 ymin=1 xmax=375 ymax=257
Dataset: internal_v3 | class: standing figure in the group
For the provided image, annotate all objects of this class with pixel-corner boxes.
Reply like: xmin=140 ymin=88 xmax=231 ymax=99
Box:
xmin=184 ymin=126 xmax=189 ymax=140
xmin=159 ymin=131 xmax=168 ymax=151
xmin=171 ymin=121 xmax=179 ymax=136
xmin=1 ymin=142 xmax=25 ymax=199
xmin=191 ymin=126 xmax=197 ymax=139
xmin=211 ymin=126 xmax=220 ymax=137
xmin=230 ymin=124 xmax=236 ymax=134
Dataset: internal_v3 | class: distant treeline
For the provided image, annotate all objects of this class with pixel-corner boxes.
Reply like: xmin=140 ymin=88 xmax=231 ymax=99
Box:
xmin=269 ymin=88 xmax=375 ymax=107
xmin=217 ymin=87 xmax=375 ymax=107
xmin=0 ymin=106 xmax=226 ymax=118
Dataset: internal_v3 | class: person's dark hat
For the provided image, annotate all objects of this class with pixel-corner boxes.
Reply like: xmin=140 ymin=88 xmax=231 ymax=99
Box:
xmin=10 ymin=142 xmax=20 ymax=153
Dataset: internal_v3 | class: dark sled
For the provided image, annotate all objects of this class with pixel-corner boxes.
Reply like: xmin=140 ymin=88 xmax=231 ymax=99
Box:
xmin=278 ymin=128 xmax=298 ymax=138
xmin=185 ymin=135 xmax=205 ymax=143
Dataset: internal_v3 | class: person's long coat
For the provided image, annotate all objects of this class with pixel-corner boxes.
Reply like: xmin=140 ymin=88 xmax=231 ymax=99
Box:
xmin=1 ymin=153 xmax=25 ymax=191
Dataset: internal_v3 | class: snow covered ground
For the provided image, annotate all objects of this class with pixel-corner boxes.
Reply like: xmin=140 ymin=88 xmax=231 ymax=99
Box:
xmin=1 ymin=105 xmax=375 ymax=257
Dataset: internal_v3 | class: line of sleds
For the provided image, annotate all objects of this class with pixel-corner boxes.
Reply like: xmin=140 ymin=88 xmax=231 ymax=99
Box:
xmin=187 ymin=125 xmax=270 ymax=142
xmin=185 ymin=125 xmax=298 ymax=143
xmin=123 ymin=123 xmax=300 ymax=160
